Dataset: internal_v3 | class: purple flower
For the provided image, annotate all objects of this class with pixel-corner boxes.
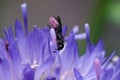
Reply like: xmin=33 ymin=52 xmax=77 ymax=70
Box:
xmin=0 ymin=3 xmax=120 ymax=80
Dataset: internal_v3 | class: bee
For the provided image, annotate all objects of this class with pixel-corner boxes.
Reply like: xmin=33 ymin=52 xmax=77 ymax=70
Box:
xmin=48 ymin=16 xmax=64 ymax=51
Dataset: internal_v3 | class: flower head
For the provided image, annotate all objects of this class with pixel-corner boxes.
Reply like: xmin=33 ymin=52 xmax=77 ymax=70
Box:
xmin=0 ymin=3 xmax=120 ymax=80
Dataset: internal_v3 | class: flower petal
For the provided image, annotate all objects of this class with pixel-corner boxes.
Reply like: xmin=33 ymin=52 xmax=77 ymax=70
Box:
xmin=62 ymin=25 xmax=67 ymax=36
xmin=85 ymin=23 xmax=90 ymax=48
xmin=15 ymin=20 xmax=24 ymax=39
xmin=61 ymin=33 xmax=79 ymax=71
xmin=0 ymin=56 xmax=12 ymax=80
xmin=101 ymin=68 xmax=113 ymax=80
xmin=74 ymin=68 xmax=84 ymax=80
xmin=21 ymin=3 xmax=28 ymax=34
xmin=34 ymin=56 xmax=55 ymax=80
xmin=23 ymin=64 xmax=35 ymax=80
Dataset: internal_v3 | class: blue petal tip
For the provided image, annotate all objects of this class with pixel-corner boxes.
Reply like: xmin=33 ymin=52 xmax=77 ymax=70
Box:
xmin=21 ymin=3 xmax=28 ymax=35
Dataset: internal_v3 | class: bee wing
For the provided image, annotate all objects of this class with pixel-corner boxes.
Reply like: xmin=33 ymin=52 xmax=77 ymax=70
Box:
xmin=55 ymin=16 xmax=62 ymax=27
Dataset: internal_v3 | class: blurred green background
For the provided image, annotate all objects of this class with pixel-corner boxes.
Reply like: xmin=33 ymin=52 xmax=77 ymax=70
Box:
xmin=0 ymin=0 xmax=120 ymax=56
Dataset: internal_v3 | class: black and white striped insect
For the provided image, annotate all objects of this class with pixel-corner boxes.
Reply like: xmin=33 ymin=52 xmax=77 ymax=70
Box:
xmin=48 ymin=16 xmax=64 ymax=51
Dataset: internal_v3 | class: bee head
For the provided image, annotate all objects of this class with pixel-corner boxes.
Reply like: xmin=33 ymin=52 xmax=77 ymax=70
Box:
xmin=48 ymin=16 xmax=62 ymax=28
